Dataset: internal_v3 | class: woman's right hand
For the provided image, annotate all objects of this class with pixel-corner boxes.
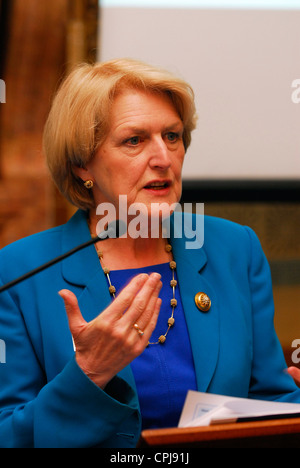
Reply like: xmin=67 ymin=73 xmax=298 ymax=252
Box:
xmin=59 ymin=273 xmax=162 ymax=389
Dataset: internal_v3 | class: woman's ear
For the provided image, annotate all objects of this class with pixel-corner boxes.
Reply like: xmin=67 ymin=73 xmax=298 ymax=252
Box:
xmin=72 ymin=165 xmax=93 ymax=184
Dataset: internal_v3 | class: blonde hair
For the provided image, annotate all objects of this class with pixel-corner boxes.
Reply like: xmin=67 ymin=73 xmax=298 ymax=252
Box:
xmin=43 ymin=58 xmax=197 ymax=210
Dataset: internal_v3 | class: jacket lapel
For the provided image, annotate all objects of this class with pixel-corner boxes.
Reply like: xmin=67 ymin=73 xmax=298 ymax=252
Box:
xmin=170 ymin=214 xmax=220 ymax=393
xmin=61 ymin=210 xmax=100 ymax=287
xmin=60 ymin=210 xmax=112 ymax=321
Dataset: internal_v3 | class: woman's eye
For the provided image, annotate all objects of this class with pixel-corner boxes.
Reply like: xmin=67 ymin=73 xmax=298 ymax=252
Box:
xmin=126 ymin=136 xmax=141 ymax=146
xmin=166 ymin=132 xmax=179 ymax=142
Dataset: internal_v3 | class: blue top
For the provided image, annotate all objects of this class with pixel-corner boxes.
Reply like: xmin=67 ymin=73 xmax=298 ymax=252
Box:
xmin=110 ymin=263 xmax=198 ymax=429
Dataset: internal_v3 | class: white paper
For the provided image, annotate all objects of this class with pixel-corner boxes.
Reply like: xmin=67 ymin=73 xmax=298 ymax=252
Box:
xmin=178 ymin=391 xmax=300 ymax=427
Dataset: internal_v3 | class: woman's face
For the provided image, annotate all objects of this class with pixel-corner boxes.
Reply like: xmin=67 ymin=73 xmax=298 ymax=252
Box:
xmin=78 ymin=89 xmax=186 ymax=219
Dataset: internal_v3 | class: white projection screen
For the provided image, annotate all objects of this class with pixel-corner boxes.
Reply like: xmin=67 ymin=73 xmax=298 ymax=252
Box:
xmin=98 ymin=1 xmax=300 ymax=181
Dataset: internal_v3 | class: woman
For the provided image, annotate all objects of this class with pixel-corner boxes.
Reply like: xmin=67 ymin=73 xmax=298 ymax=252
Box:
xmin=0 ymin=58 xmax=299 ymax=448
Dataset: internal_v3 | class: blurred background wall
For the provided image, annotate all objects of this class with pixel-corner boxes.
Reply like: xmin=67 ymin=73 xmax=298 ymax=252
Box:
xmin=0 ymin=0 xmax=299 ymax=366
xmin=0 ymin=0 xmax=98 ymax=244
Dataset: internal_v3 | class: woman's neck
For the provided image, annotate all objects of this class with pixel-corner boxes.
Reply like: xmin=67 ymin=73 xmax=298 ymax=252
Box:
xmin=88 ymin=214 xmax=172 ymax=270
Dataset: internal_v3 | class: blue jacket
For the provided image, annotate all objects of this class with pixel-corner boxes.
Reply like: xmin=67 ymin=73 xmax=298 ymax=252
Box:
xmin=0 ymin=210 xmax=299 ymax=448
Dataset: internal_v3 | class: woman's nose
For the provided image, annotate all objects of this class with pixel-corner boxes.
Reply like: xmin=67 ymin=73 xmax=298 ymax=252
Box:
xmin=148 ymin=137 xmax=171 ymax=170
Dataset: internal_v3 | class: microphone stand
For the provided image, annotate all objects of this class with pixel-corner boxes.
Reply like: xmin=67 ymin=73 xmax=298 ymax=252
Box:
xmin=0 ymin=219 xmax=125 ymax=294
xmin=0 ymin=236 xmax=101 ymax=294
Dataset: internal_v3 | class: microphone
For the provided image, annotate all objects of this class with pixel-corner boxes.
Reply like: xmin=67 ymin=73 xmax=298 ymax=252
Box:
xmin=0 ymin=219 xmax=126 ymax=294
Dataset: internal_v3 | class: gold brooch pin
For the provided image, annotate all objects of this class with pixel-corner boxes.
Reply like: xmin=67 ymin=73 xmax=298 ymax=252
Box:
xmin=195 ymin=292 xmax=211 ymax=312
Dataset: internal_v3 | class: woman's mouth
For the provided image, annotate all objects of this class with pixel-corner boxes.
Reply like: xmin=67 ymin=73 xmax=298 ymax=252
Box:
xmin=144 ymin=180 xmax=171 ymax=191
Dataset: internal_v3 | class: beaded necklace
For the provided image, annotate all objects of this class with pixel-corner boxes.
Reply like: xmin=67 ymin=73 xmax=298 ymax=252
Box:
xmin=95 ymin=242 xmax=177 ymax=345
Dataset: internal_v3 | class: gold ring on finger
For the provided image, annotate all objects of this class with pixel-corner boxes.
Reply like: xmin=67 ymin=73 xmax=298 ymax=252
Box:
xmin=133 ymin=323 xmax=144 ymax=336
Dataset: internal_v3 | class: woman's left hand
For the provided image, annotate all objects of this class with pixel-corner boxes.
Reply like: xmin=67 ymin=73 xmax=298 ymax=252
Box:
xmin=287 ymin=366 xmax=300 ymax=385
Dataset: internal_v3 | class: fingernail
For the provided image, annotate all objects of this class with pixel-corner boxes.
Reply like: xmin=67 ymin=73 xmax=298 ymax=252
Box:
xmin=150 ymin=273 xmax=161 ymax=280
xmin=137 ymin=273 xmax=149 ymax=284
